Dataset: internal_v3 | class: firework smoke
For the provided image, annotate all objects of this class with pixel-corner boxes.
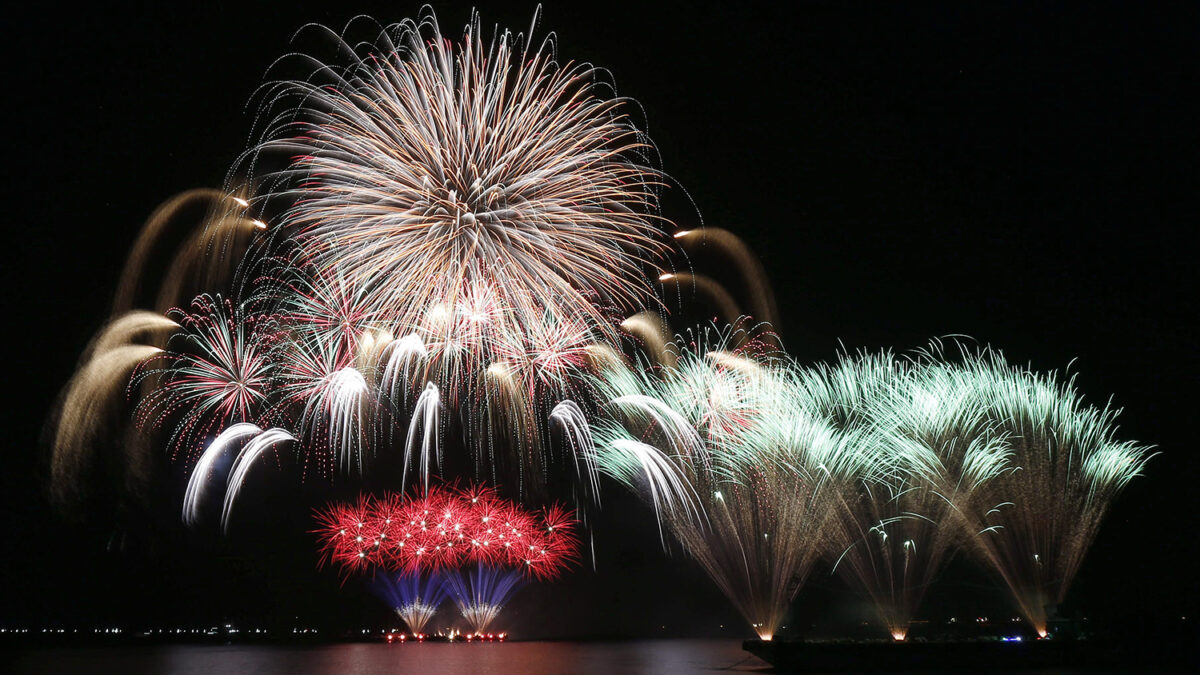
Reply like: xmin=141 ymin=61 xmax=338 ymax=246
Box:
xmin=50 ymin=313 xmax=174 ymax=516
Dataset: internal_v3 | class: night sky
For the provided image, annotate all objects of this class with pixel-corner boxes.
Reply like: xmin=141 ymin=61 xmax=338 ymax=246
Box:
xmin=3 ymin=2 xmax=1197 ymax=639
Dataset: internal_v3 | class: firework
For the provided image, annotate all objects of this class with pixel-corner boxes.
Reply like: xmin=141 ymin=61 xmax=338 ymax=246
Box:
xmin=229 ymin=8 xmax=672 ymax=485
xmin=55 ymin=8 xmax=678 ymax=523
xmin=112 ymin=188 xmax=256 ymax=316
xmin=587 ymin=328 xmax=876 ymax=640
xmin=657 ymin=272 xmax=743 ymax=329
xmin=271 ymin=266 xmax=377 ymax=362
xmin=673 ymin=228 xmax=780 ymax=346
xmin=240 ymin=10 xmax=670 ymax=355
xmin=796 ymin=343 xmax=1152 ymax=638
xmin=44 ymin=5 xmax=1159 ymax=644
xmin=176 ymin=422 xmax=297 ymax=532
xmin=373 ymin=571 xmax=449 ymax=636
xmin=314 ymin=484 xmax=581 ymax=579
xmin=618 ymin=312 xmax=677 ymax=370
xmin=268 ymin=333 xmax=372 ymax=477
xmin=182 ymin=9 xmax=679 ymax=494
xmin=221 ymin=427 xmax=296 ymax=532
xmin=133 ymin=294 xmax=277 ymax=462
xmin=402 ymin=383 xmax=442 ymax=494
xmin=548 ymin=400 xmax=602 ymax=501
xmin=50 ymin=313 xmax=173 ymax=516
xmin=85 ymin=311 xmax=178 ymax=360
xmin=799 ymin=350 xmax=1012 ymax=640
xmin=51 ymin=185 xmax=268 ymax=516
xmin=445 ymin=563 xmax=527 ymax=635
xmin=182 ymin=422 xmax=262 ymax=527
xmin=941 ymin=348 xmax=1155 ymax=636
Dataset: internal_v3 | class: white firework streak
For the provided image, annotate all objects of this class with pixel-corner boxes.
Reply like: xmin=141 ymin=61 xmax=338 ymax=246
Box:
xmin=381 ymin=334 xmax=428 ymax=397
xmin=221 ymin=428 xmax=296 ymax=533
xmin=403 ymin=382 xmax=441 ymax=494
xmin=605 ymin=439 xmax=703 ymax=533
xmin=182 ymin=422 xmax=262 ymax=527
xmin=610 ymin=394 xmax=708 ymax=466
xmin=327 ymin=367 xmax=368 ymax=474
xmin=549 ymin=400 xmax=601 ymax=500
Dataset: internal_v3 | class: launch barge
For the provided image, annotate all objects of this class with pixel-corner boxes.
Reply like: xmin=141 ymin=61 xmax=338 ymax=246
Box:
xmin=742 ymin=637 xmax=1190 ymax=672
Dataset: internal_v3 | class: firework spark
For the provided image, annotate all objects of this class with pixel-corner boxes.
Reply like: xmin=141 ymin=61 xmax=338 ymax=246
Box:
xmin=112 ymin=188 xmax=254 ymax=316
xmin=941 ymin=347 xmax=1155 ymax=636
xmin=445 ymin=563 xmax=527 ymax=636
xmin=403 ymin=383 xmax=442 ymax=493
xmin=270 ymin=335 xmax=370 ymax=477
xmin=548 ymin=400 xmax=602 ymax=502
xmin=50 ymin=313 xmax=173 ymax=516
xmin=673 ymin=228 xmax=780 ymax=346
xmin=373 ymin=571 xmax=449 ymax=636
xmin=588 ymin=328 xmax=876 ymax=640
xmin=800 ymin=349 xmax=1012 ymax=640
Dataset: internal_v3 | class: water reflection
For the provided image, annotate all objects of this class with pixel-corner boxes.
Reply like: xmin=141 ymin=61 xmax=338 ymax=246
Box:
xmin=12 ymin=639 xmax=765 ymax=675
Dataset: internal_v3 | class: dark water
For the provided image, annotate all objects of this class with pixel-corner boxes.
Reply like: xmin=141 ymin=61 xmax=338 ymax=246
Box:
xmin=6 ymin=640 xmax=1188 ymax=674
xmin=8 ymin=640 xmax=763 ymax=675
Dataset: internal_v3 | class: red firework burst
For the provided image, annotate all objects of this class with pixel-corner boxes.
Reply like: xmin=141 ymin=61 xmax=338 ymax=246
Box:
xmin=314 ymin=484 xmax=580 ymax=580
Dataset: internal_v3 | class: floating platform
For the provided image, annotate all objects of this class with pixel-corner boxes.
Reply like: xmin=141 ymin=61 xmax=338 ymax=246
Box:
xmin=742 ymin=637 xmax=1192 ymax=672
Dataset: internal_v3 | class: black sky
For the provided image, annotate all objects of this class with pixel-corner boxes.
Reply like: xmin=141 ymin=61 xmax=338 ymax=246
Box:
xmin=3 ymin=1 xmax=1197 ymax=638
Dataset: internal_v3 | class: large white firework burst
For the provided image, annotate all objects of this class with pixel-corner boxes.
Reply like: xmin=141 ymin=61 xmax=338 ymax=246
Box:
xmin=241 ymin=10 xmax=671 ymax=387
